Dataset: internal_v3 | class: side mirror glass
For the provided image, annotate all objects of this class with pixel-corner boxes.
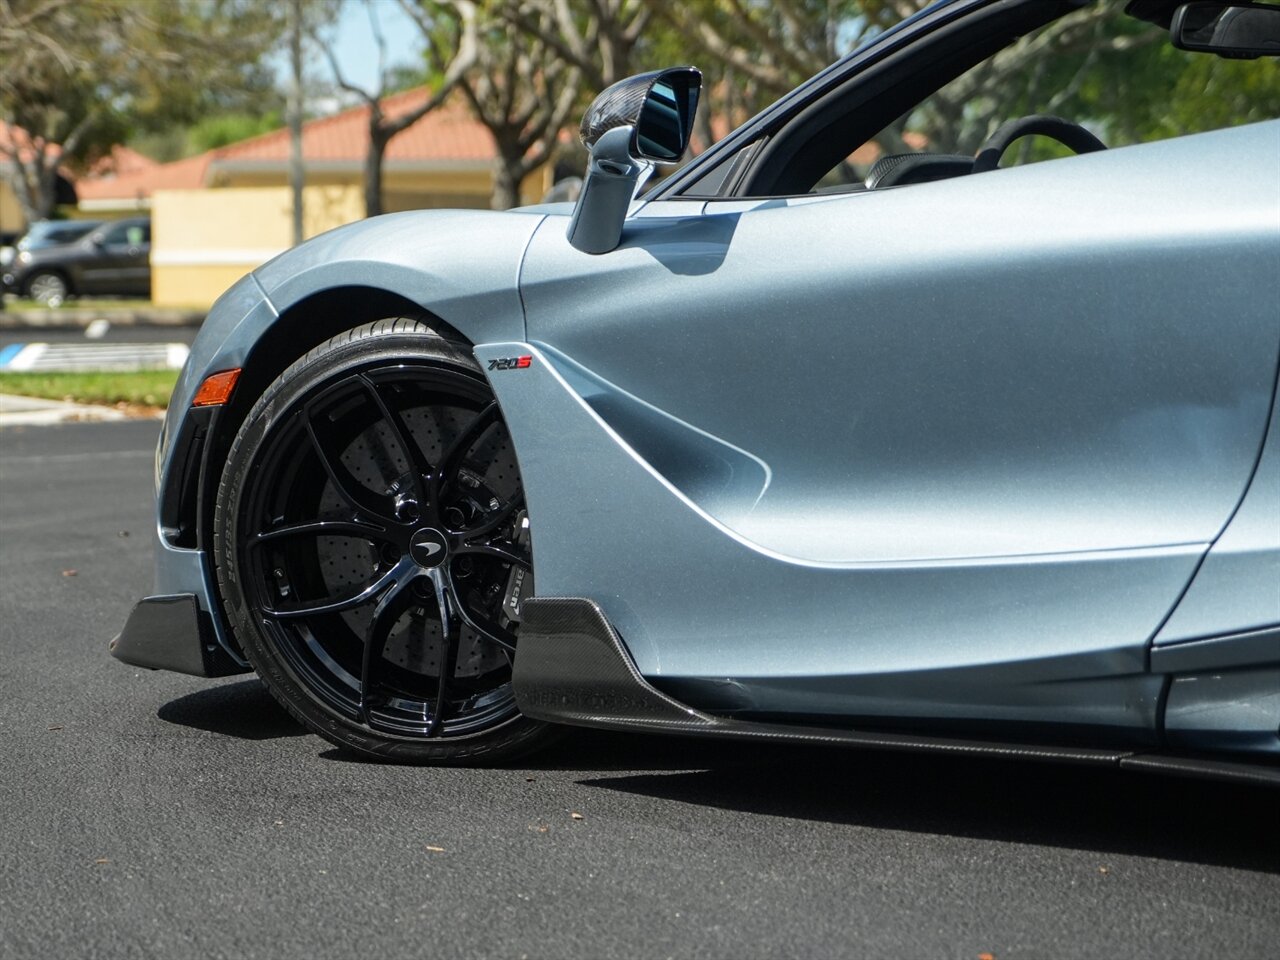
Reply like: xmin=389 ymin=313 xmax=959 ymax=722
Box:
xmin=1171 ymin=2 xmax=1280 ymax=58
xmin=635 ymin=72 xmax=701 ymax=162
xmin=580 ymin=67 xmax=702 ymax=164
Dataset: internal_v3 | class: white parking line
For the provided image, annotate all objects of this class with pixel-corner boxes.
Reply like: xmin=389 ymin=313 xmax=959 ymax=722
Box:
xmin=0 ymin=342 xmax=189 ymax=372
xmin=3 ymin=343 xmax=45 ymax=371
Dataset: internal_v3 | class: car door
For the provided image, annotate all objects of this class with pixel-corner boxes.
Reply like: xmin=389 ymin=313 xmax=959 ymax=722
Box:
xmin=510 ymin=122 xmax=1279 ymax=736
xmin=80 ymin=220 xmax=149 ymax=295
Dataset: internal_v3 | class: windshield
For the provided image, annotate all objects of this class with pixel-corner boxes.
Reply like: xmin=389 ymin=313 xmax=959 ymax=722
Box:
xmin=18 ymin=222 xmax=99 ymax=251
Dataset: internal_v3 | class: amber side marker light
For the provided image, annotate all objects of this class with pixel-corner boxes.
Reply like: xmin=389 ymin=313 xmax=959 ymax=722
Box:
xmin=192 ymin=368 xmax=241 ymax=407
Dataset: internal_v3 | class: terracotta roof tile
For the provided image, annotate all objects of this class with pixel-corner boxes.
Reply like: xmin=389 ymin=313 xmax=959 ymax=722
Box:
xmin=75 ymin=87 xmax=496 ymax=202
xmin=84 ymin=144 xmax=158 ymax=179
xmin=76 ymin=151 xmax=211 ymax=201
xmin=216 ymin=87 xmax=494 ymax=164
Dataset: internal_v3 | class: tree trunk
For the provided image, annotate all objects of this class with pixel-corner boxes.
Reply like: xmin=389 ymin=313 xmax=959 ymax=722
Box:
xmin=5 ymin=167 xmax=41 ymax=226
xmin=287 ymin=0 xmax=305 ymax=246
xmin=490 ymin=155 xmax=523 ymax=211
xmin=694 ymin=90 xmax=715 ymax=153
xmin=3 ymin=153 xmax=57 ymax=226
xmin=36 ymin=161 xmax=57 ymax=221
xmin=366 ymin=130 xmax=388 ymax=217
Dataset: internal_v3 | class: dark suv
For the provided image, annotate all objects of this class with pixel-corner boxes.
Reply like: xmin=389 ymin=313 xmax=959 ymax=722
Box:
xmin=2 ymin=216 xmax=151 ymax=306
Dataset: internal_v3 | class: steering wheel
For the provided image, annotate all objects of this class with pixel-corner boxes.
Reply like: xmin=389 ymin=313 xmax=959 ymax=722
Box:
xmin=972 ymin=114 xmax=1106 ymax=174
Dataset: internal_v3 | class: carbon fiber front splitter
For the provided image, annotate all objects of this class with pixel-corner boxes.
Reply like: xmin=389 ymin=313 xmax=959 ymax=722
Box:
xmin=110 ymin=594 xmax=248 ymax=678
xmin=513 ymin=597 xmax=1280 ymax=788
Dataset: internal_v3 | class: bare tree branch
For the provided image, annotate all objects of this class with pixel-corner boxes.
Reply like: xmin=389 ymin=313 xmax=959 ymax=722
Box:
xmin=449 ymin=2 xmax=582 ymax=208
xmin=308 ymin=0 xmax=479 ymax=216
xmin=497 ymin=0 xmax=644 ymax=90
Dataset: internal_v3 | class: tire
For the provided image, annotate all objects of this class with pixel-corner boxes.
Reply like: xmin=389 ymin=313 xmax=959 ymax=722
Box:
xmin=214 ymin=318 xmax=557 ymax=764
xmin=26 ymin=271 xmax=68 ymax=307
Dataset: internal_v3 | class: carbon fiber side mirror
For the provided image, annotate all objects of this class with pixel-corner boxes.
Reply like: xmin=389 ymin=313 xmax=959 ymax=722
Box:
xmin=568 ymin=67 xmax=702 ymax=255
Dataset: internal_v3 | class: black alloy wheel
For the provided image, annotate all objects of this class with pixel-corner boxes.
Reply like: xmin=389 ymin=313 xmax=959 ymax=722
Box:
xmin=215 ymin=319 xmax=554 ymax=763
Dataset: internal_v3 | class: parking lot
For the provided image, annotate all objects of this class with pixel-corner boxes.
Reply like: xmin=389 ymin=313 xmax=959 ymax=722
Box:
xmin=0 ymin=322 xmax=200 ymax=351
xmin=2 ymin=419 xmax=1278 ymax=959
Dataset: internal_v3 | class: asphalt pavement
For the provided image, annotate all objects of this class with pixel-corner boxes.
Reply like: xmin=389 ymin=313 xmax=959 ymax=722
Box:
xmin=2 ymin=420 xmax=1279 ymax=960
xmin=0 ymin=322 xmax=200 ymax=351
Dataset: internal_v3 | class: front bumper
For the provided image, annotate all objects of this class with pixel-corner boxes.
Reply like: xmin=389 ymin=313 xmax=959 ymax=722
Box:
xmin=107 ymin=275 xmax=273 ymax=681
xmin=110 ymin=594 xmax=247 ymax=677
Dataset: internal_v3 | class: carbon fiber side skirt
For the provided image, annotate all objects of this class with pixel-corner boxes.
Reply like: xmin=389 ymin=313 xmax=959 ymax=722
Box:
xmin=513 ymin=597 xmax=1280 ymax=788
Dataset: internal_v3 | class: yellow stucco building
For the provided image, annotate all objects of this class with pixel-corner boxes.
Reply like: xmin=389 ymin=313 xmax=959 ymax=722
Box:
xmin=0 ymin=180 xmax=23 ymax=240
xmin=75 ymin=89 xmax=551 ymax=308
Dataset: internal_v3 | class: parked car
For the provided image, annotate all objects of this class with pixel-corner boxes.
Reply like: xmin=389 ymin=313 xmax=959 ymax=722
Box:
xmin=0 ymin=218 xmax=101 ymax=273
xmin=2 ymin=216 xmax=149 ymax=306
xmin=113 ymin=0 xmax=1279 ymax=785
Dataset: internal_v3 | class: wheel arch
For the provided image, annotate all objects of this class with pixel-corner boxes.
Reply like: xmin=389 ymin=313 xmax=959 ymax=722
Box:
xmin=196 ymin=208 xmax=545 ymax=470
xmin=24 ymin=265 xmax=73 ymax=297
xmin=158 ymin=206 xmax=545 ymax=664
xmin=196 ymin=284 xmax=474 ymax=567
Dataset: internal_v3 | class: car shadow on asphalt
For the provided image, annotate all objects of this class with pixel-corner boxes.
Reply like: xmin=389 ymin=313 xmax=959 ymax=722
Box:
xmin=158 ymin=680 xmax=1280 ymax=873
xmin=157 ymin=678 xmax=308 ymax=740
xmin=574 ymin=742 xmax=1280 ymax=874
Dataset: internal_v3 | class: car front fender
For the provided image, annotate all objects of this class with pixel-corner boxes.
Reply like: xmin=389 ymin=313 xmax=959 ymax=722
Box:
xmin=172 ymin=208 xmax=547 ymax=419
xmin=148 ymin=207 xmax=550 ymax=665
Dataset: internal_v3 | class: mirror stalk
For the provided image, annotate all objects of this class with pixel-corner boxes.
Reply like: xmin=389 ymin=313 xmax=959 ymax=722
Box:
xmin=565 ymin=66 xmax=702 ymax=256
xmin=566 ymin=127 xmax=651 ymax=255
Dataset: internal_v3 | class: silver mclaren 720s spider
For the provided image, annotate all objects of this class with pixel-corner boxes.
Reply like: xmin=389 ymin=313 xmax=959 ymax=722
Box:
xmin=113 ymin=0 xmax=1280 ymax=785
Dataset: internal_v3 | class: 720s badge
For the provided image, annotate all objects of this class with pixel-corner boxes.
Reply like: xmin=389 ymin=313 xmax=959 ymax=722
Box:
xmin=488 ymin=355 xmax=532 ymax=371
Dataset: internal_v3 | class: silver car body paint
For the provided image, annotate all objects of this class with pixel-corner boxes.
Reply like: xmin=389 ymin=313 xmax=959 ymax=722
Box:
xmin=165 ymin=210 xmax=545 ymax=419
xmin=1165 ymin=668 xmax=1280 ymax=755
xmin=139 ymin=5 xmax=1280 ymax=751
xmin=476 ymin=338 xmax=1187 ymax=733
xmin=520 ymin=126 xmax=1278 ymax=563
xmin=1155 ymin=380 xmax=1280 ymax=644
xmin=500 ymin=122 xmax=1276 ymax=728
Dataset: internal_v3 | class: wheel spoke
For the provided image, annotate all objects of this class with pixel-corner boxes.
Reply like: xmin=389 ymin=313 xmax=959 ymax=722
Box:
xmin=359 ymin=375 xmax=430 ymax=505
xmin=251 ymin=519 xmax=393 ymax=548
xmin=358 ymin=567 xmax=421 ymax=724
xmin=428 ymin=568 xmax=462 ymax=735
xmin=446 ymin=578 xmax=517 ymax=654
xmin=431 ymin=401 xmax=499 ymax=500
xmin=304 ymin=402 xmax=399 ymax=524
xmin=454 ymin=541 xmax=531 ymax=571
xmin=262 ymin=556 xmax=412 ymax=619
xmin=454 ymin=494 xmax=523 ymax=541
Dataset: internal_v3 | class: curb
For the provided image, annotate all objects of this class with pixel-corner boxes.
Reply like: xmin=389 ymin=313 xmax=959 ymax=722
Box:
xmin=0 ymin=392 xmax=153 ymax=427
xmin=0 ymin=307 xmax=204 ymax=330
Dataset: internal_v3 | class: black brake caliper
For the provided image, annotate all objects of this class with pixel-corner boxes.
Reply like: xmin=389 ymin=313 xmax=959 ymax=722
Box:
xmin=501 ymin=510 xmax=531 ymax=630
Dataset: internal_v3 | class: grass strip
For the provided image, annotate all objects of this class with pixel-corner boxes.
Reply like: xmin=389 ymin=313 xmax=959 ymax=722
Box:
xmin=0 ymin=370 xmax=179 ymax=408
xmin=3 ymin=298 xmax=155 ymax=311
